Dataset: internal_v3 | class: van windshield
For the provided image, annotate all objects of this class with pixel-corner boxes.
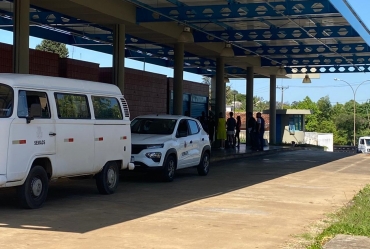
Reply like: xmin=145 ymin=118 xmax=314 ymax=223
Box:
xmin=131 ymin=118 xmax=177 ymax=135
xmin=0 ymin=84 xmax=13 ymax=118
xmin=365 ymin=139 xmax=370 ymax=146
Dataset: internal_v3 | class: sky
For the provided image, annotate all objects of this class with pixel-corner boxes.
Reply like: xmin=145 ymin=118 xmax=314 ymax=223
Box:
xmin=0 ymin=0 xmax=369 ymax=105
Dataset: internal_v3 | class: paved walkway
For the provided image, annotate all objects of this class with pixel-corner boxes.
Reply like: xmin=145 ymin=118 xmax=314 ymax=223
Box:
xmin=0 ymin=151 xmax=369 ymax=249
xmin=211 ymin=143 xmax=290 ymax=162
xmin=324 ymin=235 xmax=370 ymax=249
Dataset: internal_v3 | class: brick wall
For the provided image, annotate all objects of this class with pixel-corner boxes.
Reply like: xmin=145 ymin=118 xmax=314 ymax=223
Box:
xmin=99 ymin=67 xmax=168 ymax=119
xmin=168 ymin=78 xmax=209 ymax=97
xmin=30 ymin=49 xmax=59 ymax=77
xmin=59 ymin=58 xmax=99 ymax=82
xmin=0 ymin=42 xmax=209 ymax=119
xmin=0 ymin=43 xmax=12 ymax=73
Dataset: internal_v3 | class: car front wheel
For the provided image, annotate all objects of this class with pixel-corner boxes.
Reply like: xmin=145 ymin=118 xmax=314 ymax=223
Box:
xmin=197 ymin=151 xmax=210 ymax=176
xmin=162 ymin=155 xmax=176 ymax=182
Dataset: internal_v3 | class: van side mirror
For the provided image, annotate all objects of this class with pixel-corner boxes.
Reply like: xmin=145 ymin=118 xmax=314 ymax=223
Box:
xmin=26 ymin=116 xmax=34 ymax=124
xmin=26 ymin=103 xmax=41 ymax=124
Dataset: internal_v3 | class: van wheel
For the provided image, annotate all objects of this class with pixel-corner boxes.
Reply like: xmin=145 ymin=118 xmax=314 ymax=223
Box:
xmin=197 ymin=151 xmax=210 ymax=176
xmin=96 ymin=162 xmax=119 ymax=195
xmin=162 ymin=155 xmax=176 ymax=182
xmin=17 ymin=166 xmax=49 ymax=209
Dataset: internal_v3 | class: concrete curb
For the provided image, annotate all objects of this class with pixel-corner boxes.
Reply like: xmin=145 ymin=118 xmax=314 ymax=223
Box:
xmin=210 ymin=147 xmax=318 ymax=163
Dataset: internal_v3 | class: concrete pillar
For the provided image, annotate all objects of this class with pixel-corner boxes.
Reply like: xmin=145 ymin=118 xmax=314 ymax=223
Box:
xmin=269 ymin=75 xmax=277 ymax=144
xmin=246 ymin=67 xmax=254 ymax=114
xmin=215 ymin=57 xmax=225 ymax=119
xmin=173 ymin=42 xmax=185 ymax=115
xmin=13 ymin=0 xmax=30 ymax=74
xmin=210 ymin=76 xmax=216 ymax=113
xmin=112 ymin=24 xmax=125 ymax=94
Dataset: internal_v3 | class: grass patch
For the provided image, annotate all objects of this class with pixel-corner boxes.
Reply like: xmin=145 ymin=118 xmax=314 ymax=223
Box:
xmin=307 ymin=185 xmax=370 ymax=248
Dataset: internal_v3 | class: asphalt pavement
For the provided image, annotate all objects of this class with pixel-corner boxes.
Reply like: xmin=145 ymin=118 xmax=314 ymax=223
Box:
xmin=0 ymin=150 xmax=369 ymax=249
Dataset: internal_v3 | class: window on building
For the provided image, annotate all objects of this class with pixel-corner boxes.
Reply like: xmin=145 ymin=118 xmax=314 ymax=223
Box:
xmin=55 ymin=93 xmax=90 ymax=119
xmin=92 ymin=96 xmax=123 ymax=120
xmin=18 ymin=90 xmax=50 ymax=119
xmin=289 ymin=115 xmax=303 ymax=131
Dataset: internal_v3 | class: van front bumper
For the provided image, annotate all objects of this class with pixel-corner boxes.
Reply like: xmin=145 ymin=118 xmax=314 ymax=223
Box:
xmin=0 ymin=175 xmax=7 ymax=187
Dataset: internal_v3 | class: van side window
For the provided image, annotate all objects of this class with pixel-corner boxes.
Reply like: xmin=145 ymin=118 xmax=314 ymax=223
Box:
xmin=55 ymin=93 xmax=90 ymax=119
xmin=360 ymin=139 xmax=364 ymax=145
xmin=0 ymin=84 xmax=13 ymax=118
xmin=18 ymin=90 xmax=50 ymax=119
xmin=92 ymin=96 xmax=123 ymax=120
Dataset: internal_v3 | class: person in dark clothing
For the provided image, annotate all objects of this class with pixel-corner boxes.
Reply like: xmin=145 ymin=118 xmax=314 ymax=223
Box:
xmin=247 ymin=112 xmax=257 ymax=150
xmin=199 ymin=111 xmax=209 ymax=133
xmin=226 ymin=112 xmax=237 ymax=148
xmin=256 ymin=112 xmax=265 ymax=151
xmin=235 ymin=116 xmax=241 ymax=147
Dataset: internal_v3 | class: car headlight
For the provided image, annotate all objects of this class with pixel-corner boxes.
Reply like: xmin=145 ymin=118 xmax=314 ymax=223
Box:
xmin=145 ymin=152 xmax=162 ymax=162
xmin=146 ymin=144 xmax=164 ymax=149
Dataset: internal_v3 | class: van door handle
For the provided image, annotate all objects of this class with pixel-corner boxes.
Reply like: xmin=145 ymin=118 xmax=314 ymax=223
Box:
xmin=49 ymin=132 xmax=57 ymax=136
xmin=202 ymin=138 xmax=205 ymax=141
xmin=190 ymin=140 xmax=193 ymax=144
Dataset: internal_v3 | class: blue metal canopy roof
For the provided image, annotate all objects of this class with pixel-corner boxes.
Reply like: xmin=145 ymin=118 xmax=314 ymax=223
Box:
xmin=0 ymin=0 xmax=369 ymax=77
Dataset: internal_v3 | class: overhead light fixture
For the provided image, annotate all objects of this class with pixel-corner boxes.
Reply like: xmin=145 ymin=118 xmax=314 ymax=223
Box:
xmin=220 ymin=43 xmax=234 ymax=57
xmin=224 ymin=76 xmax=230 ymax=83
xmin=277 ymin=65 xmax=287 ymax=75
xmin=302 ymin=74 xmax=312 ymax=83
xmin=177 ymin=26 xmax=194 ymax=43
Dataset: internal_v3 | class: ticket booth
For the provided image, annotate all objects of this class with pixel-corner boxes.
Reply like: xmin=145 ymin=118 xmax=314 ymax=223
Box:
xmin=263 ymin=109 xmax=312 ymax=144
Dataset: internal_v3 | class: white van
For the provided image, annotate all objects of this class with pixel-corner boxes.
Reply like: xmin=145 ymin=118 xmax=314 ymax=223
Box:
xmin=358 ymin=136 xmax=370 ymax=154
xmin=0 ymin=74 xmax=134 ymax=208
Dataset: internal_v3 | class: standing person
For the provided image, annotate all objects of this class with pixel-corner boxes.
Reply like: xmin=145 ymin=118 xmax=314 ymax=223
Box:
xmin=226 ymin=112 xmax=237 ymax=148
xmin=247 ymin=112 xmax=257 ymax=150
xmin=256 ymin=112 xmax=265 ymax=151
xmin=235 ymin=116 xmax=242 ymax=148
xmin=199 ymin=111 xmax=208 ymax=133
xmin=208 ymin=113 xmax=216 ymax=144
xmin=216 ymin=112 xmax=226 ymax=149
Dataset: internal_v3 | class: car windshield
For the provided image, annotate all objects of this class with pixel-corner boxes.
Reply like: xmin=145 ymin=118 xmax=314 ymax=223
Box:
xmin=131 ymin=118 xmax=177 ymax=135
xmin=0 ymin=84 xmax=13 ymax=118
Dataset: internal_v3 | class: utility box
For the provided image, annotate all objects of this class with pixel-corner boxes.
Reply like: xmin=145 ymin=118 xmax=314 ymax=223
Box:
xmin=305 ymin=132 xmax=334 ymax=152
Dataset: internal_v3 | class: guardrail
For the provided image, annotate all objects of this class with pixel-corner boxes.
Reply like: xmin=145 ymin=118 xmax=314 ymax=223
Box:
xmin=333 ymin=146 xmax=357 ymax=153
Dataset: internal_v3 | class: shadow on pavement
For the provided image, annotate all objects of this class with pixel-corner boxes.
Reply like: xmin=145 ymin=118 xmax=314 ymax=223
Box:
xmin=0 ymin=150 xmax=356 ymax=233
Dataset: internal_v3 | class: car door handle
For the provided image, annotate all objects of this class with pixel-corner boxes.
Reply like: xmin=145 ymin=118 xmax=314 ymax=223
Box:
xmin=202 ymin=138 xmax=205 ymax=141
xmin=190 ymin=140 xmax=193 ymax=144
xmin=49 ymin=132 xmax=57 ymax=136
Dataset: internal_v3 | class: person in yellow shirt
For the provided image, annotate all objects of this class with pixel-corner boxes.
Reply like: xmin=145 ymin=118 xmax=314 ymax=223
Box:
xmin=216 ymin=112 xmax=227 ymax=149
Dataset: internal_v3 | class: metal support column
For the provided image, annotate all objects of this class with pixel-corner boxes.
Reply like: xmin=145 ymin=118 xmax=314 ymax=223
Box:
xmin=215 ymin=57 xmax=225 ymax=119
xmin=246 ymin=67 xmax=254 ymax=114
xmin=13 ymin=0 xmax=29 ymax=74
xmin=269 ymin=75 xmax=277 ymax=145
xmin=112 ymin=24 xmax=125 ymax=94
xmin=173 ymin=42 xmax=184 ymax=115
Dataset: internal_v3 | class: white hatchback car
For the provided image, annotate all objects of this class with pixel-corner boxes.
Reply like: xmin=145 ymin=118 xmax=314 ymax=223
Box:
xmin=131 ymin=115 xmax=211 ymax=181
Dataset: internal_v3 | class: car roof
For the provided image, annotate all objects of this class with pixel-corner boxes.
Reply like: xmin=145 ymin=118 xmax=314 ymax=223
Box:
xmin=133 ymin=114 xmax=198 ymax=121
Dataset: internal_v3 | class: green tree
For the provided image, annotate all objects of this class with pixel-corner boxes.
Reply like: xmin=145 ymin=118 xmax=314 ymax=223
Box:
xmin=36 ymin=39 xmax=69 ymax=58
xmin=291 ymin=96 xmax=320 ymax=131
xmin=317 ymin=96 xmax=332 ymax=121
